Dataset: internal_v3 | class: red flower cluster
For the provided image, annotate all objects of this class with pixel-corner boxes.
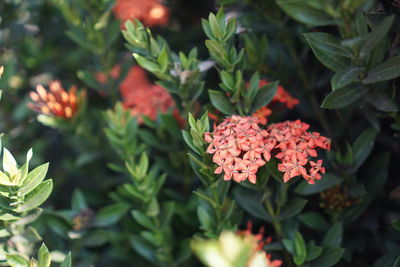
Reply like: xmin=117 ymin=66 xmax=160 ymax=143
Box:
xmin=120 ymin=66 xmax=176 ymax=123
xmin=205 ymin=116 xmax=330 ymax=184
xmin=95 ymin=65 xmax=121 ymax=85
xmin=267 ymin=120 xmax=330 ymax=184
xmin=253 ymin=80 xmax=299 ymax=125
xmin=238 ymin=222 xmax=282 ymax=267
xmin=205 ymin=116 xmax=269 ymax=184
xmin=113 ymin=0 xmax=169 ymax=28
xmin=28 ymin=81 xmax=83 ymax=119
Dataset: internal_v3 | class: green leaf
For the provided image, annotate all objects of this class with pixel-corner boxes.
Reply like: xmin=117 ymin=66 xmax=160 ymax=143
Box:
xmin=331 ymin=67 xmax=364 ymax=90
xmin=132 ymin=210 xmax=154 ymax=229
xmin=3 ymin=148 xmax=18 ymax=178
xmin=16 ymin=180 xmax=53 ymax=212
xmin=366 ymin=89 xmax=398 ymax=112
xmin=277 ymin=0 xmax=334 ymax=27
xmin=60 ymin=252 xmax=72 ymax=267
xmin=321 ymin=84 xmax=368 ymax=109
xmin=362 ymin=55 xmax=400 ymax=84
xmin=309 ymin=247 xmax=345 ymax=267
xmin=157 ymin=45 xmax=169 ymax=73
xmin=197 ymin=205 xmax=213 ymax=231
xmin=352 ymin=128 xmax=377 ymax=169
xmin=19 ymin=163 xmax=49 ymax=196
xmin=71 ymin=189 xmax=88 ymax=211
xmin=205 ymin=40 xmax=226 ymax=63
xmin=293 ymin=231 xmax=307 ymax=265
xmin=233 ymin=186 xmax=272 ymax=222
xmin=299 ymin=212 xmax=330 ymax=231
xmin=38 ymin=243 xmax=51 ymax=267
xmin=306 ymin=241 xmax=323 ymax=261
xmin=304 ymin=32 xmax=351 ymax=71
xmin=322 ymin=223 xmax=343 ymax=247
xmin=133 ymin=53 xmax=160 ymax=73
xmin=360 ymin=15 xmax=395 ymax=58
xmin=208 ymin=90 xmax=234 ymax=115
xmin=93 ymin=203 xmax=130 ymax=227
xmin=5 ymin=254 xmax=29 ymax=267
xmin=250 ymin=81 xmax=279 ymax=113
xmin=295 ymin=173 xmax=342 ymax=195
xmin=278 ymin=197 xmax=308 ymax=220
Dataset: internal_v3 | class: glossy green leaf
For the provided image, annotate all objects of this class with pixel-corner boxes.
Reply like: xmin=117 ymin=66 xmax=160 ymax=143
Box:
xmin=309 ymin=247 xmax=345 ymax=267
xmin=250 ymin=81 xmax=279 ymax=113
xmin=299 ymin=212 xmax=330 ymax=231
xmin=295 ymin=173 xmax=342 ymax=195
xmin=352 ymin=128 xmax=377 ymax=169
xmin=93 ymin=202 xmax=130 ymax=227
xmin=322 ymin=223 xmax=343 ymax=247
xmin=277 ymin=0 xmax=334 ymax=26
xmin=293 ymin=231 xmax=307 ymax=265
xmin=208 ymin=90 xmax=234 ymax=115
xmin=233 ymin=186 xmax=272 ymax=222
xmin=362 ymin=55 xmax=400 ymax=84
xmin=304 ymin=32 xmax=351 ymax=71
xmin=360 ymin=15 xmax=395 ymax=58
xmin=321 ymin=84 xmax=368 ymax=109
xmin=331 ymin=67 xmax=364 ymax=90
xmin=278 ymin=197 xmax=308 ymax=220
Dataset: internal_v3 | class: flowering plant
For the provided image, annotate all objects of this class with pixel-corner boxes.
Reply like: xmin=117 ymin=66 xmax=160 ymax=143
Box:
xmin=1 ymin=0 xmax=399 ymax=266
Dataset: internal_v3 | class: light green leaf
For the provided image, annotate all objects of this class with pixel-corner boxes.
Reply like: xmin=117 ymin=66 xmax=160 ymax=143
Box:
xmin=16 ymin=180 xmax=53 ymax=212
xmin=3 ymin=148 xmax=18 ymax=178
xmin=19 ymin=163 xmax=49 ymax=196
xmin=6 ymin=254 xmax=30 ymax=267
xmin=60 ymin=252 xmax=72 ymax=267
xmin=38 ymin=243 xmax=51 ymax=267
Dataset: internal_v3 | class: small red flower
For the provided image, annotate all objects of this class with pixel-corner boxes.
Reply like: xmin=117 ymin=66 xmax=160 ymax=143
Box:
xmin=119 ymin=66 xmax=178 ymax=124
xmin=252 ymin=80 xmax=299 ymax=125
xmin=238 ymin=222 xmax=283 ymax=267
xmin=113 ymin=0 xmax=169 ymax=28
xmin=28 ymin=81 xmax=84 ymax=119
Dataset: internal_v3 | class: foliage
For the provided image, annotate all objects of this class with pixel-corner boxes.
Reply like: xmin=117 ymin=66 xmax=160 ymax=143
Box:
xmin=0 ymin=0 xmax=399 ymax=266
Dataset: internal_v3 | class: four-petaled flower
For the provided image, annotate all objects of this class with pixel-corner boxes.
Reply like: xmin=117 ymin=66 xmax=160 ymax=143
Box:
xmin=206 ymin=116 xmax=330 ymax=184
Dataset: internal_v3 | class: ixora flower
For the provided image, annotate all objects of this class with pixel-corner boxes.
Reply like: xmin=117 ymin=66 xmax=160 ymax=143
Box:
xmin=319 ymin=185 xmax=355 ymax=213
xmin=238 ymin=222 xmax=282 ymax=267
xmin=205 ymin=116 xmax=330 ymax=184
xmin=253 ymin=80 xmax=299 ymax=125
xmin=28 ymin=80 xmax=84 ymax=119
xmin=191 ymin=228 xmax=281 ymax=267
xmin=119 ymin=66 xmax=177 ymax=123
xmin=113 ymin=0 xmax=169 ymax=28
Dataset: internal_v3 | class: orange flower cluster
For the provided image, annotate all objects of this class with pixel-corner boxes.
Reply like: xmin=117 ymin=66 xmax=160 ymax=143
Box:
xmin=113 ymin=0 xmax=169 ymax=28
xmin=267 ymin=120 xmax=330 ymax=184
xmin=119 ymin=66 xmax=176 ymax=123
xmin=205 ymin=116 xmax=330 ymax=184
xmin=28 ymin=81 xmax=82 ymax=119
xmin=253 ymin=80 xmax=299 ymax=125
xmin=238 ymin=222 xmax=282 ymax=267
xmin=205 ymin=116 xmax=270 ymax=184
